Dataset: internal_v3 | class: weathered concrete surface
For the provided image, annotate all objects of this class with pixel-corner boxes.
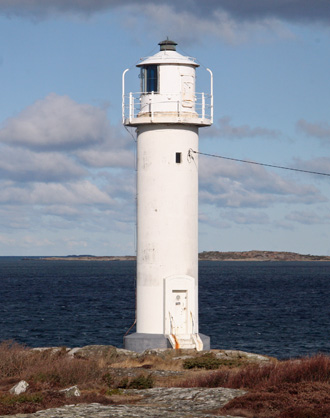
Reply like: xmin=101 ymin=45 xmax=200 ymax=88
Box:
xmin=1 ymin=387 xmax=246 ymax=418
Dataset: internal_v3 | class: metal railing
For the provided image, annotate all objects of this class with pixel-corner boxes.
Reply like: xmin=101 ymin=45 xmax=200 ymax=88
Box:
xmin=190 ymin=311 xmax=195 ymax=335
xmin=122 ymin=91 xmax=213 ymax=123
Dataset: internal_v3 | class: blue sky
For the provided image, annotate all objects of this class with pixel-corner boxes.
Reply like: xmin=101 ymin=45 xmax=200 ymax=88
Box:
xmin=0 ymin=0 xmax=330 ymax=256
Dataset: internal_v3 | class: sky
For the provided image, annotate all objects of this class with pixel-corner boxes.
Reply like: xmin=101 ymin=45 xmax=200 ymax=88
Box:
xmin=0 ymin=0 xmax=330 ymax=256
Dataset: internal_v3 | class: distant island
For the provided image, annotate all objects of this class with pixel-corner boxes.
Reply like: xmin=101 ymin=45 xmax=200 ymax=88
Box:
xmin=40 ymin=251 xmax=330 ymax=262
xmin=198 ymin=250 xmax=330 ymax=261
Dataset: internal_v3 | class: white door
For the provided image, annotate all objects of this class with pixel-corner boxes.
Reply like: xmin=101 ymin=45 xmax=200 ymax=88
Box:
xmin=172 ymin=290 xmax=188 ymax=335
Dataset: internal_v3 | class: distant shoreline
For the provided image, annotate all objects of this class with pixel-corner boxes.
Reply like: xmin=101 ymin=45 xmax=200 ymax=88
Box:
xmin=38 ymin=250 xmax=330 ymax=262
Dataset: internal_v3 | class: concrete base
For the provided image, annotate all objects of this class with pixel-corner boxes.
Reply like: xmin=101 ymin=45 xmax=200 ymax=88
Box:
xmin=124 ymin=333 xmax=171 ymax=352
xmin=199 ymin=333 xmax=211 ymax=350
xmin=124 ymin=332 xmax=211 ymax=352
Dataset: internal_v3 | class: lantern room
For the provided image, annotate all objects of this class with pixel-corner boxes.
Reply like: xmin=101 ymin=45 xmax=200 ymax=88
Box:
xmin=122 ymin=39 xmax=213 ymax=126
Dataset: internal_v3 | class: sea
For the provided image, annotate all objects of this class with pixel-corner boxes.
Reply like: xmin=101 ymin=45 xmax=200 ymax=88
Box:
xmin=0 ymin=257 xmax=329 ymax=360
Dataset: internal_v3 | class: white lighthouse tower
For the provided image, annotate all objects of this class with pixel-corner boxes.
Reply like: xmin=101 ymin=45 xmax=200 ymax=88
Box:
xmin=122 ymin=39 xmax=213 ymax=352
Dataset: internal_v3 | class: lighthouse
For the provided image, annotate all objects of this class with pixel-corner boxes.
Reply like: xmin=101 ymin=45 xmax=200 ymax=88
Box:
xmin=122 ymin=39 xmax=213 ymax=352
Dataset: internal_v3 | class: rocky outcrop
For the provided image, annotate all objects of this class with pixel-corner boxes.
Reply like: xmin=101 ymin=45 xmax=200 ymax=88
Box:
xmin=3 ymin=345 xmax=272 ymax=418
xmin=2 ymin=387 xmax=246 ymax=418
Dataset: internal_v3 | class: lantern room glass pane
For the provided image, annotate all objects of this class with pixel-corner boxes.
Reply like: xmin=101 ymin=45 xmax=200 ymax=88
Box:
xmin=147 ymin=65 xmax=158 ymax=92
xmin=141 ymin=65 xmax=158 ymax=93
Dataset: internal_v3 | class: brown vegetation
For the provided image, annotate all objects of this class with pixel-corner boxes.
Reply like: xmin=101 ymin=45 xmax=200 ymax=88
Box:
xmin=178 ymin=354 xmax=330 ymax=417
xmin=1 ymin=341 xmax=329 ymax=417
xmin=0 ymin=341 xmax=153 ymax=415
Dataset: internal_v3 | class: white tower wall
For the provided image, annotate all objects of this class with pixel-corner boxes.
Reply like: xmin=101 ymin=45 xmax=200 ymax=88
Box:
xmin=136 ymin=124 xmax=199 ymax=335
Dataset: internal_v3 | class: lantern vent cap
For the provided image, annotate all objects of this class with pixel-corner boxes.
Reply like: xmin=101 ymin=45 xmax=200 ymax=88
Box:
xmin=158 ymin=38 xmax=177 ymax=51
xmin=137 ymin=39 xmax=199 ymax=67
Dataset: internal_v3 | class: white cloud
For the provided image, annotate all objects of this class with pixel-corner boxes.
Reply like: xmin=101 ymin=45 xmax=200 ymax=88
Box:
xmin=223 ymin=210 xmax=270 ymax=224
xmin=0 ymin=144 xmax=86 ymax=182
xmin=292 ymin=157 xmax=330 ymax=177
xmin=0 ymin=93 xmax=110 ymax=150
xmin=20 ymin=235 xmax=55 ymax=248
xmin=122 ymin=4 xmax=295 ymax=45
xmin=0 ymin=0 xmax=329 ymax=25
xmin=0 ymin=234 xmax=16 ymax=245
xmin=64 ymin=238 xmax=88 ymax=250
xmin=0 ymin=92 xmax=137 ymax=254
xmin=0 ymin=180 xmax=114 ymax=206
xmin=103 ymin=171 xmax=135 ymax=200
xmin=297 ymin=119 xmax=330 ymax=143
xmin=206 ymin=116 xmax=280 ymax=139
xmin=76 ymin=148 xmax=134 ymax=169
xmin=286 ymin=210 xmax=330 ymax=225
xmin=199 ymin=156 xmax=324 ymax=208
xmin=41 ymin=205 xmax=80 ymax=217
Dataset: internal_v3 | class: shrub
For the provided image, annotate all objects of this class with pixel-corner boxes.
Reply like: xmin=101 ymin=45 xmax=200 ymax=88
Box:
xmin=183 ymin=353 xmax=227 ymax=370
xmin=102 ymin=372 xmax=114 ymax=387
xmin=116 ymin=377 xmax=129 ymax=389
xmin=206 ymin=355 xmax=330 ymax=418
xmin=115 ymin=374 xmax=153 ymax=390
xmin=0 ymin=391 xmax=65 ymax=415
xmin=0 ymin=393 xmax=43 ymax=406
xmin=180 ymin=354 xmax=330 ymax=389
xmin=0 ymin=340 xmax=29 ymax=378
xmin=128 ymin=374 xmax=153 ymax=389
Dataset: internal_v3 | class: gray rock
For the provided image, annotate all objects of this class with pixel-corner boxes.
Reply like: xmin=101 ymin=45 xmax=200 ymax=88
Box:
xmin=69 ymin=345 xmax=118 ymax=360
xmin=59 ymin=385 xmax=81 ymax=397
xmin=10 ymin=380 xmax=29 ymax=395
xmin=31 ymin=347 xmax=70 ymax=354
xmin=214 ymin=349 xmax=271 ymax=362
xmin=67 ymin=347 xmax=81 ymax=357
xmin=3 ymin=387 xmax=246 ymax=417
xmin=116 ymin=348 xmax=139 ymax=356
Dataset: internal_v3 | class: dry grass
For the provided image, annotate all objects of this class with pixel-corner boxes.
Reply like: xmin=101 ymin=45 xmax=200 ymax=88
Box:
xmin=0 ymin=341 xmax=101 ymax=389
xmin=1 ymin=341 xmax=330 ymax=417
xmin=109 ymin=353 xmax=183 ymax=371
xmin=178 ymin=354 xmax=330 ymax=418
xmin=0 ymin=341 xmax=157 ymax=415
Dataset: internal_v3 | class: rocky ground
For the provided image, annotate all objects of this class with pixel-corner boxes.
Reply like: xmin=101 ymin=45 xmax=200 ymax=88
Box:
xmin=1 ymin=387 xmax=246 ymax=418
xmin=1 ymin=345 xmax=272 ymax=418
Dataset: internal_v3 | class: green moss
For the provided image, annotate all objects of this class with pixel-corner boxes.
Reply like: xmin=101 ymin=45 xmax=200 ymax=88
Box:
xmin=106 ymin=388 xmax=123 ymax=396
xmin=183 ymin=353 xmax=245 ymax=370
xmin=0 ymin=393 xmax=43 ymax=405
